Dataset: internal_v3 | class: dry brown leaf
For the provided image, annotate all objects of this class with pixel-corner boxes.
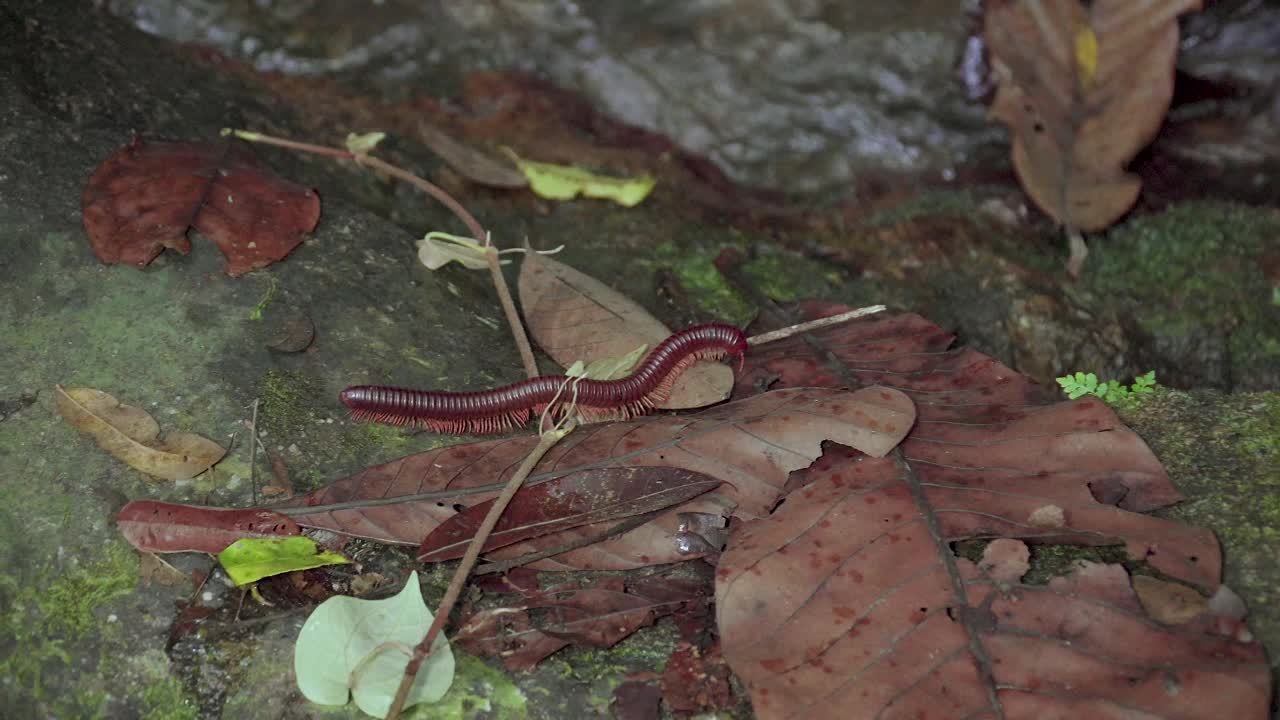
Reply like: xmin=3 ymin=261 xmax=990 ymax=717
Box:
xmin=1133 ymin=575 xmax=1209 ymax=625
xmin=416 ymin=122 xmax=528 ymax=188
xmin=55 ymin=385 xmax=225 ymax=480
xmin=985 ymin=0 xmax=1201 ymax=231
xmin=518 ymin=252 xmax=733 ymax=410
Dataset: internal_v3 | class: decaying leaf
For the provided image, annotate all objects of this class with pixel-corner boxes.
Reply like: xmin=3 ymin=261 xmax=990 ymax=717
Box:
xmin=454 ymin=575 xmax=707 ymax=671
xmin=416 ymin=122 xmax=527 ymax=188
xmin=716 ymin=303 xmax=1269 ymax=718
xmin=295 ymin=570 xmax=453 ymax=717
xmin=56 ymin=385 xmax=226 ymax=480
xmin=504 ymin=148 xmax=655 ymax=206
xmin=283 ymin=386 xmax=915 ymax=570
xmin=118 ymin=499 xmax=300 ymax=554
xmin=985 ymin=0 xmax=1201 ymax=231
xmin=418 ymin=467 xmax=721 ymax=562
xmin=217 ymin=536 xmax=350 ymax=586
xmin=81 ymin=137 xmax=320 ymax=276
xmin=519 ymin=252 xmax=733 ymax=409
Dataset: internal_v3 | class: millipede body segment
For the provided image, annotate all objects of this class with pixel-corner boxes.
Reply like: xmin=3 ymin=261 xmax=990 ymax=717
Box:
xmin=340 ymin=322 xmax=747 ymax=434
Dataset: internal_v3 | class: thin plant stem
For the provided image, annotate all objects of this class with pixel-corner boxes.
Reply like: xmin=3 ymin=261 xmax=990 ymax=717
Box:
xmin=247 ymin=398 xmax=260 ymax=506
xmin=383 ymin=423 xmax=573 ymax=719
xmin=224 ymin=128 xmax=538 ymax=379
xmin=745 ymin=305 xmax=887 ymax=347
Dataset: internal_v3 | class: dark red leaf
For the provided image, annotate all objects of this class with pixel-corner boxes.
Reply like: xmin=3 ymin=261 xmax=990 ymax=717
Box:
xmin=418 ymin=466 xmax=720 ymax=562
xmin=81 ymin=137 xmax=320 ymax=276
xmin=117 ymin=499 xmax=300 ymax=554
xmin=454 ymin=574 xmax=708 ymax=671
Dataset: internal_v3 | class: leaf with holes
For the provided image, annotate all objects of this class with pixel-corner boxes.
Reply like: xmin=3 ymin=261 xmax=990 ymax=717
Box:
xmin=716 ymin=303 xmax=1270 ymax=718
xmin=81 ymin=137 xmax=320 ymax=276
xmin=117 ymin=500 xmax=300 ymax=554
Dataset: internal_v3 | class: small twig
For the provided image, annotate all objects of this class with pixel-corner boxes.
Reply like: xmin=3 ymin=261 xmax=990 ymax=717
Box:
xmin=474 ymin=508 xmax=665 ymax=575
xmin=745 ymin=305 xmax=887 ymax=347
xmin=247 ymin=398 xmax=260 ymax=506
xmin=224 ymin=128 xmax=538 ymax=379
xmin=383 ymin=423 xmax=573 ymax=719
xmin=485 ymin=244 xmax=538 ymax=379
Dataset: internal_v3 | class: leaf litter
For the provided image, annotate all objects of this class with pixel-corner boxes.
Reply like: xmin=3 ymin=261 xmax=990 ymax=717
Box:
xmin=81 ymin=137 xmax=320 ymax=276
xmin=716 ymin=303 xmax=1270 ymax=718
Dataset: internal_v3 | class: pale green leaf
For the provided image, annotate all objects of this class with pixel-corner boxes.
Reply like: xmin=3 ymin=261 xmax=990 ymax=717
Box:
xmin=564 ymin=345 xmax=648 ymax=381
xmin=295 ymin=571 xmax=454 ymax=717
xmin=346 ymin=132 xmax=386 ymax=155
xmin=416 ymin=231 xmax=506 ymax=271
xmin=505 ymin=149 xmax=655 ymax=207
xmin=217 ymin=537 xmax=349 ymax=586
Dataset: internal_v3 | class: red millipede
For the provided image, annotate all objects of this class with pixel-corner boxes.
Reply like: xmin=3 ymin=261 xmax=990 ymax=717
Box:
xmin=340 ymin=323 xmax=747 ymax=434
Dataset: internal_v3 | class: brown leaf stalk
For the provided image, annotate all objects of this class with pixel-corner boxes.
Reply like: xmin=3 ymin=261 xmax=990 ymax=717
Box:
xmin=224 ymin=129 xmax=539 ymax=379
xmin=384 ymin=422 xmax=573 ymax=719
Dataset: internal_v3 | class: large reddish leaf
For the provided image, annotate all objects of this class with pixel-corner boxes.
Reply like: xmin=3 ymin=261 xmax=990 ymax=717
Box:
xmin=283 ymin=386 xmax=914 ymax=569
xmin=454 ymin=574 xmax=708 ymax=671
xmin=717 ymin=304 xmax=1270 ymax=718
xmin=118 ymin=500 xmax=301 ymax=554
xmin=81 ymin=137 xmax=320 ymax=276
xmin=717 ymin=450 xmax=1269 ymax=719
xmin=418 ymin=466 xmax=721 ymax=562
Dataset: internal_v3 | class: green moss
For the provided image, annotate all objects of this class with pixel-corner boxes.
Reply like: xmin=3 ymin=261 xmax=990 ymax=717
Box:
xmin=0 ymin=542 xmax=137 ymax=701
xmin=413 ymin=653 xmax=528 ymax=719
xmin=742 ymin=250 xmax=843 ymax=304
xmin=640 ymin=240 xmax=754 ymax=326
xmin=1117 ymin=388 xmax=1280 ymax=683
xmin=1086 ymin=202 xmax=1280 ymax=374
xmin=258 ymin=369 xmax=325 ymax=440
xmin=138 ymin=651 xmax=199 ymax=720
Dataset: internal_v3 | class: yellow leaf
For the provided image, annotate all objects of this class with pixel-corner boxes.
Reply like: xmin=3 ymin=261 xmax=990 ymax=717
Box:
xmin=345 ymin=132 xmax=386 ymax=155
xmin=1074 ymin=25 xmax=1098 ymax=90
xmin=55 ymin=385 xmax=226 ymax=480
xmin=504 ymin=149 xmax=655 ymax=207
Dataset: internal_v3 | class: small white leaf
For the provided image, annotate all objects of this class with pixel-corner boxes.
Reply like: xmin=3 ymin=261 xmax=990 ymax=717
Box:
xmin=295 ymin=571 xmax=454 ymax=717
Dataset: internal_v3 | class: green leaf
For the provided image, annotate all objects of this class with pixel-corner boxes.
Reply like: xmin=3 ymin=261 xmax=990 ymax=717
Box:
xmin=295 ymin=571 xmax=454 ymax=717
xmin=217 ymin=537 xmax=350 ymax=586
xmin=504 ymin=149 xmax=656 ymax=207
xmin=345 ymin=132 xmax=386 ymax=155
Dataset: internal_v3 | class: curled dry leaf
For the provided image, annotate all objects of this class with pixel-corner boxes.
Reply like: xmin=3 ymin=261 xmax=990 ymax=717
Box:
xmin=283 ymin=385 xmax=914 ymax=570
xmin=55 ymin=385 xmax=226 ymax=480
xmin=519 ymin=252 xmax=733 ymax=410
xmin=985 ymin=0 xmax=1202 ymax=231
xmin=416 ymin=122 xmax=527 ymax=188
xmin=118 ymin=499 xmax=300 ymax=554
xmin=81 ymin=137 xmax=320 ymax=276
